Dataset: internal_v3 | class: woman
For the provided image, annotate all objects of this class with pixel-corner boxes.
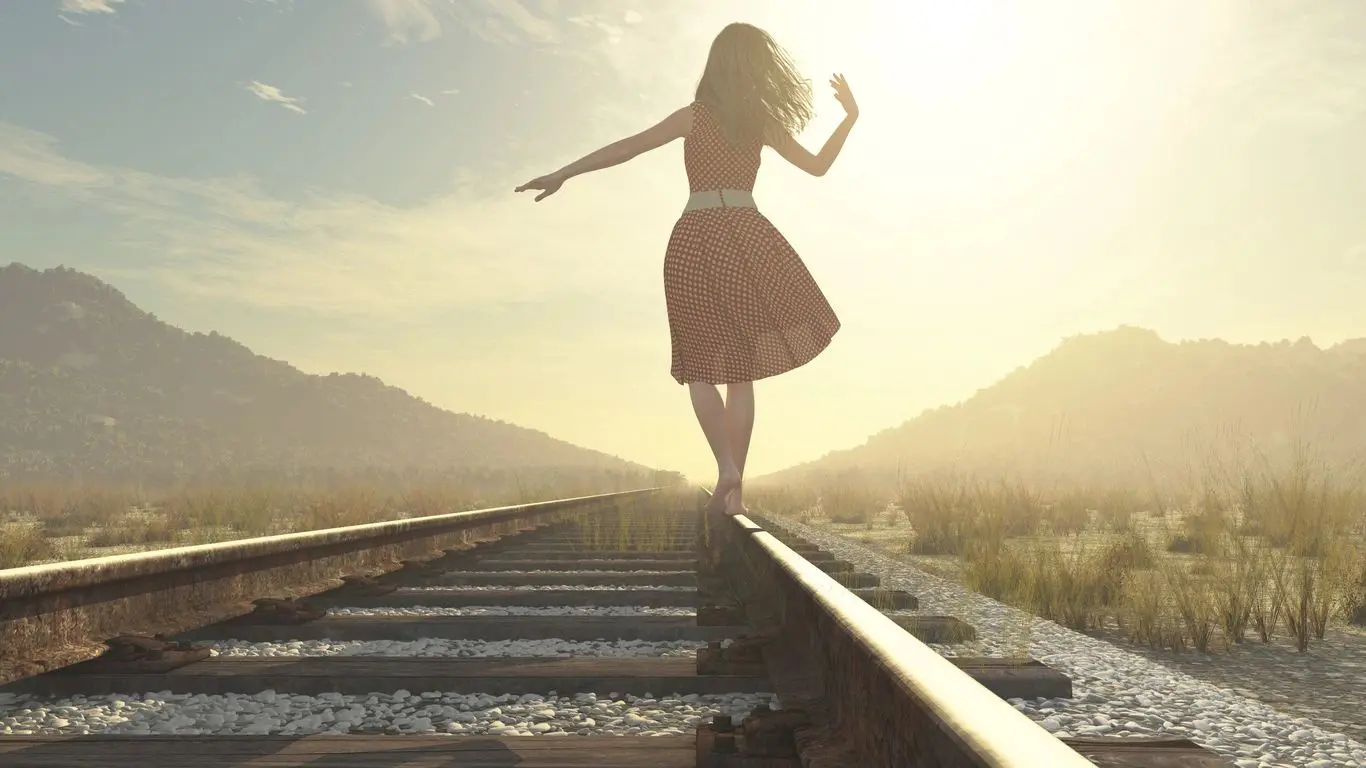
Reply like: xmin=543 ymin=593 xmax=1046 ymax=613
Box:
xmin=517 ymin=22 xmax=858 ymax=516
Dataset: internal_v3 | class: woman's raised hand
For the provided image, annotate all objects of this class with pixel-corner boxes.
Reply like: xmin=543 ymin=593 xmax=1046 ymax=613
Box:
xmin=831 ymin=73 xmax=858 ymax=119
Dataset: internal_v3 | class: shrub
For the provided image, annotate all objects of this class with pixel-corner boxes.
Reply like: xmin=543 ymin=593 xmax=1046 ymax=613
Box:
xmin=1343 ymin=560 xmax=1366 ymax=626
xmin=821 ymin=479 xmax=882 ymax=525
xmin=0 ymin=523 xmax=56 ymax=568
xmin=85 ymin=515 xmax=180 ymax=548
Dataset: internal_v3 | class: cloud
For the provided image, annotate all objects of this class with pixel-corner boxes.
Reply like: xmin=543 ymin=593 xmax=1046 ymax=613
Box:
xmin=450 ymin=0 xmax=562 ymax=46
xmin=0 ymin=124 xmax=108 ymax=187
xmin=412 ymin=89 xmax=460 ymax=106
xmin=443 ymin=1 xmax=704 ymax=93
xmin=567 ymin=15 xmax=624 ymax=45
xmin=0 ymin=120 xmax=675 ymax=322
xmin=59 ymin=0 xmax=124 ymax=13
xmin=242 ymin=80 xmax=307 ymax=115
xmin=367 ymin=0 xmax=443 ymax=44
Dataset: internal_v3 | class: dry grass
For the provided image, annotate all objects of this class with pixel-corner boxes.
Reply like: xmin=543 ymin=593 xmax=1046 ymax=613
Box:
xmin=0 ymin=522 xmax=56 ymax=569
xmin=566 ymin=488 xmax=696 ymax=551
xmin=748 ymin=441 xmax=1366 ymax=654
xmin=818 ymin=473 xmax=886 ymax=526
xmin=0 ymin=474 xmax=677 ymax=570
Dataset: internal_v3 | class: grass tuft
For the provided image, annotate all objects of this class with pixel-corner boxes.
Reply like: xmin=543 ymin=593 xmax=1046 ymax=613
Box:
xmin=749 ymin=435 xmax=1366 ymax=653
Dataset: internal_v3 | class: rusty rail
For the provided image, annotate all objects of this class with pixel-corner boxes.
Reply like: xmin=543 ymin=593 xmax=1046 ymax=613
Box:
xmin=1 ymin=487 xmax=666 ymax=683
xmin=701 ymin=497 xmax=1095 ymax=767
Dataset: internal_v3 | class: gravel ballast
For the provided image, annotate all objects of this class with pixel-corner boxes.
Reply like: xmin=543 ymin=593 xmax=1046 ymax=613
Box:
xmin=775 ymin=518 xmax=1366 ymax=768
xmin=405 ymin=585 xmax=695 ymax=592
xmin=448 ymin=570 xmax=685 ymax=575
xmin=209 ymin=638 xmax=708 ymax=658
xmin=0 ymin=690 xmax=777 ymax=737
xmin=328 ymin=606 xmax=697 ymax=618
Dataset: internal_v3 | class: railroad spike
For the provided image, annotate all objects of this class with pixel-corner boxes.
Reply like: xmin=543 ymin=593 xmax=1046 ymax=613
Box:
xmin=741 ymin=706 xmax=809 ymax=758
xmin=338 ymin=574 xmax=400 ymax=597
xmin=86 ymin=634 xmax=211 ymax=674
xmin=396 ymin=558 xmax=446 ymax=579
xmin=242 ymin=597 xmax=327 ymax=625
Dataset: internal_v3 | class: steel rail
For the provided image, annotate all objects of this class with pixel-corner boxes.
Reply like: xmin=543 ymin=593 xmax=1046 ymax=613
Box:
xmin=0 ymin=488 xmax=661 ymax=601
xmin=1 ymin=487 xmax=665 ymax=683
xmin=706 ymin=502 xmax=1095 ymax=767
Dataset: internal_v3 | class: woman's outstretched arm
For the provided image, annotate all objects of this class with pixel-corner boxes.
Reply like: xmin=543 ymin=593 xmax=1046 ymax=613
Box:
xmin=768 ymin=73 xmax=859 ymax=177
xmin=516 ymin=105 xmax=693 ymax=201
xmin=555 ymin=106 xmax=693 ymax=180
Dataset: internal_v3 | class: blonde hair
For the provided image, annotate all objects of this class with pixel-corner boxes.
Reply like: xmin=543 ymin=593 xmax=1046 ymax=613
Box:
xmin=694 ymin=22 xmax=813 ymax=147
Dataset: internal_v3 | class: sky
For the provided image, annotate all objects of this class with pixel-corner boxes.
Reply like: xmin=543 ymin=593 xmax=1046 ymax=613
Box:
xmin=2 ymin=0 xmax=1365 ymax=481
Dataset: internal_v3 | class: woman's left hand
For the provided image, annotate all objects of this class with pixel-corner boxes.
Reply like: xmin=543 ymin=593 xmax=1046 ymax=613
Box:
xmin=831 ymin=74 xmax=858 ymax=120
xmin=515 ymin=172 xmax=565 ymax=202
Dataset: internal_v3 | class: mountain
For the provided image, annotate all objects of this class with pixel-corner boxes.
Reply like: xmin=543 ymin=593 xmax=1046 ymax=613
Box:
xmin=0 ymin=263 xmax=671 ymax=486
xmin=758 ymin=326 xmax=1366 ymax=490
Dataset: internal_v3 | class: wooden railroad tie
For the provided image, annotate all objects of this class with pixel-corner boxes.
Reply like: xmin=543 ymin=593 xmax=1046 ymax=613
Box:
xmin=950 ymin=657 xmax=1074 ymax=700
xmin=1061 ymin=736 xmax=1237 ymax=767
xmin=829 ymin=572 xmax=880 ymax=589
xmin=695 ymin=705 xmax=812 ymax=766
xmin=696 ymin=634 xmax=771 ymax=676
xmin=852 ymin=588 xmax=918 ymax=610
xmin=698 ymin=601 xmax=747 ymax=627
xmin=890 ymin=614 xmax=977 ymax=643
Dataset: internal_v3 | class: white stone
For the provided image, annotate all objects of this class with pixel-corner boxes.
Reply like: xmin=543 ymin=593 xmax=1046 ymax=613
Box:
xmin=210 ymin=637 xmax=705 ymax=659
xmin=0 ymin=690 xmax=778 ymax=738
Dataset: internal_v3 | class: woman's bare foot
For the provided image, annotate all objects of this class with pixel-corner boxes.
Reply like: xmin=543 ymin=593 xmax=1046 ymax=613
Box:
xmin=724 ymin=481 xmax=745 ymax=516
xmin=707 ymin=469 xmax=742 ymax=515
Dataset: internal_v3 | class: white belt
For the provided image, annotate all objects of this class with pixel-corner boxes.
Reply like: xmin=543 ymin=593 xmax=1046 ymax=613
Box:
xmin=683 ymin=188 xmax=756 ymax=214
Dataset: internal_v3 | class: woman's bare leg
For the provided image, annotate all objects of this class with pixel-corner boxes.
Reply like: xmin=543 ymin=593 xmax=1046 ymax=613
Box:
xmin=724 ymin=382 xmax=755 ymax=515
xmin=688 ymin=382 xmax=741 ymax=512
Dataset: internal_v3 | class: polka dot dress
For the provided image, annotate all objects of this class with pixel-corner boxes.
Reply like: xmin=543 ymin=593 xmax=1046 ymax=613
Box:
xmin=664 ymin=101 xmax=841 ymax=385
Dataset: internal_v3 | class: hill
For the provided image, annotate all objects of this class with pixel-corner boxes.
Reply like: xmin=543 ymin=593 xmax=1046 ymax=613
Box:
xmin=0 ymin=263 xmax=671 ymax=487
xmin=758 ymin=326 xmax=1366 ymax=490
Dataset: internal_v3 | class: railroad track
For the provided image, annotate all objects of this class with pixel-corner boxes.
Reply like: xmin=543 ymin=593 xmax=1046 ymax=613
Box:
xmin=0 ymin=487 xmax=1236 ymax=766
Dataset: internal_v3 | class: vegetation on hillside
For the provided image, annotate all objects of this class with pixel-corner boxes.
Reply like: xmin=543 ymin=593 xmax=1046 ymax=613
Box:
xmin=0 ymin=264 xmax=666 ymax=485
xmin=760 ymin=326 xmax=1366 ymax=491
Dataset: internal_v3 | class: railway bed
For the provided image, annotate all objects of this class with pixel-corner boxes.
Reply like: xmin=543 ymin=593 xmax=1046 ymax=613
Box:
xmin=0 ymin=487 xmax=1235 ymax=766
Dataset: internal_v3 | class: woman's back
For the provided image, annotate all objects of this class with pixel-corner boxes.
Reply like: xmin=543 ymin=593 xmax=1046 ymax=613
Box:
xmin=684 ymin=101 xmax=761 ymax=193
xmin=514 ymin=21 xmax=856 ymax=519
